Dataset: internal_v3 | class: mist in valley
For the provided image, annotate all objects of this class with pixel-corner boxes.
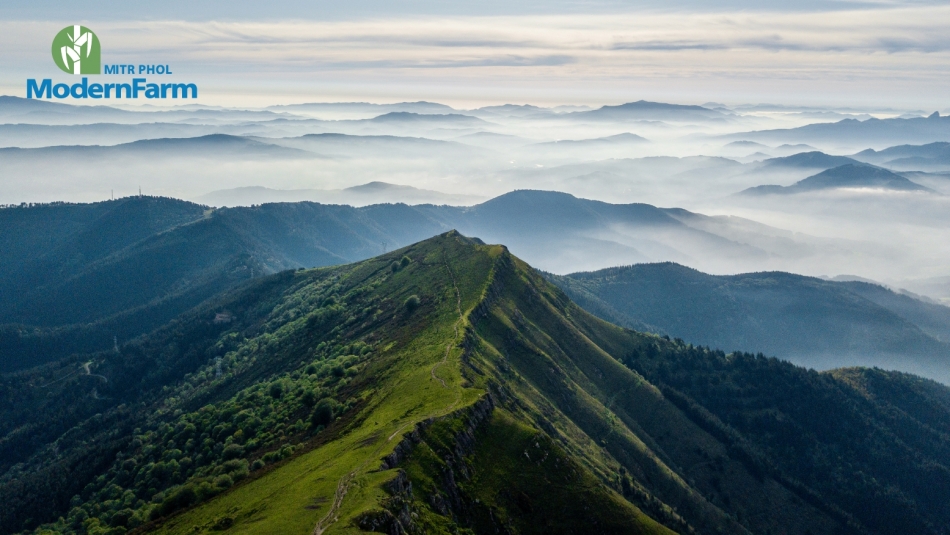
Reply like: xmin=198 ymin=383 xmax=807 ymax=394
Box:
xmin=2 ymin=97 xmax=948 ymax=298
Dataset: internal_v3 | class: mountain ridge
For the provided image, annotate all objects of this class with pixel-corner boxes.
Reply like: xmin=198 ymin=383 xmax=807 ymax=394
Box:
xmin=4 ymin=232 xmax=950 ymax=535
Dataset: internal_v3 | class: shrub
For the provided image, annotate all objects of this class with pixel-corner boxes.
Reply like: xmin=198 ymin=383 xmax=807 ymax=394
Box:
xmin=155 ymin=484 xmax=197 ymax=517
xmin=310 ymin=398 xmax=341 ymax=427
xmin=222 ymin=443 xmax=244 ymax=460
xmin=110 ymin=508 xmax=133 ymax=527
xmin=400 ymin=255 xmax=411 ymax=267
xmin=390 ymin=261 xmax=400 ymax=273
xmin=404 ymin=295 xmax=420 ymax=312
xmin=268 ymin=381 xmax=284 ymax=399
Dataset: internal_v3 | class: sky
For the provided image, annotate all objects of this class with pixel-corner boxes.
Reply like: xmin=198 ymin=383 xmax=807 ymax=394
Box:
xmin=1 ymin=0 xmax=948 ymax=108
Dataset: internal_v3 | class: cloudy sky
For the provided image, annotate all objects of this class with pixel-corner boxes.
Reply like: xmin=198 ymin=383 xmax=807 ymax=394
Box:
xmin=1 ymin=0 xmax=948 ymax=108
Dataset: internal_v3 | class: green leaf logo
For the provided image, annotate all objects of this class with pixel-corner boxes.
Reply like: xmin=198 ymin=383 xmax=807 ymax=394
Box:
xmin=52 ymin=25 xmax=101 ymax=75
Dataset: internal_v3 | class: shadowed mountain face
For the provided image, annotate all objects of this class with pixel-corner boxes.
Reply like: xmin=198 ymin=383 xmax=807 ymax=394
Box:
xmin=546 ymin=262 xmax=950 ymax=382
xmin=740 ymin=164 xmax=933 ymax=195
xmin=3 ymin=233 xmax=950 ymax=535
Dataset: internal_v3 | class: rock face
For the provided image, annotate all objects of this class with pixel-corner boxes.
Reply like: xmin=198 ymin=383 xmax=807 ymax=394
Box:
xmin=380 ymin=395 xmax=496 ymax=472
xmin=366 ymin=394 xmax=497 ymax=534
xmin=356 ymin=470 xmax=415 ymax=535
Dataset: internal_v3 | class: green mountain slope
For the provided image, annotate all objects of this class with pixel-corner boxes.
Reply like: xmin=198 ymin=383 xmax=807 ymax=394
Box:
xmin=547 ymin=262 xmax=950 ymax=383
xmin=5 ymin=233 xmax=950 ymax=535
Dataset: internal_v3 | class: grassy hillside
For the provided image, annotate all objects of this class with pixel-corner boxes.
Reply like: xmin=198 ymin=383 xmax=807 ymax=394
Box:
xmin=547 ymin=262 xmax=950 ymax=382
xmin=4 ymin=232 xmax=950 ymax=535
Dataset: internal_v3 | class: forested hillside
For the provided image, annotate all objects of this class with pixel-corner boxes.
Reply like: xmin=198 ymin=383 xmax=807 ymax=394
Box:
xmin=547 ymin=262 xmax=950 ymax=382
xmin=2 ymin=233 xmax=949 ymax=535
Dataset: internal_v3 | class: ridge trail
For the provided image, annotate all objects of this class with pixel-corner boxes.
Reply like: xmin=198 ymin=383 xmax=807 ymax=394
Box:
xmin=313 ymin=250 xmax=465 ymax=535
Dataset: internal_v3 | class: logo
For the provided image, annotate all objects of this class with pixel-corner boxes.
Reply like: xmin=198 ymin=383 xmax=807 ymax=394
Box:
xmin=52 ymin=25 xmax=101 ymax=75
xmin=29 ymin=25 xmax=197 ymax=100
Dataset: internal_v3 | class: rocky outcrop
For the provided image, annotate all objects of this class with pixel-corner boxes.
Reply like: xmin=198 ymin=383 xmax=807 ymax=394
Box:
xmin=363 ymin=395 xmax=495 ymax=534
xmin=380 ymin=394 xmax=495 ymax=471
xmin=355 ymin=470 xmax=415 ymax=535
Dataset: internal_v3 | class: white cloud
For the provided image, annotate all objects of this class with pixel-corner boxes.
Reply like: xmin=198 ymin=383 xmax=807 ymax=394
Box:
xmin=1 ymin=5 xmax=948 ymax=107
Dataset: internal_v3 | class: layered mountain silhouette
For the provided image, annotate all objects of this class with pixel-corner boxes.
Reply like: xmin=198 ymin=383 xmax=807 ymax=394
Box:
xmin=3 ymin=233 xmax=950 ymax=535
xmin=197 ymin=182 xmax=484 ymax=207
xmin=0 ymin=96 xmax=290 ymax=126
xmin=266 ymin=101 xmax=456 ymax=117
xmin=740 ymin=164 xmax=933 ymax=195
xmin=757 ymin=151 xmax=861 ymax=170
xmin=518 ymin=133 xmax=650 ymax=159
xmin=546 ymin=262 xmax=950 ymax=382
xmin=573 ymin=100 xmax=727 ymax=122
xmin=727 ymin=112 xmax=950 ymax=148
xmin=854 ymin=141 xmax=950 ymax=171
xmin=0 ymin=134 xmax=318 ymax=162
xmin=367 ymin=112 xmax=489 ymax=126
xmin=254 ymin=132 xmax=493 ymax=160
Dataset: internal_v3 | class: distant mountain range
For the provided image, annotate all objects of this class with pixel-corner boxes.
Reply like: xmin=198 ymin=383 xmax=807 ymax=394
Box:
xmin=528 ymin=132 xmax=649 ymax=148
xmin=266 ymin=100 xmax=456 ymax=118
xmin=367 ymin=111 xmax=489 ymax=126
xmin=853 ymin=141 xmax=950 ymax=171
xmin=572 ymin=100 xmax=727 ymax=122
xmin=547 ymin=262 xmax=950 ymax=382
xmin=726 ymin=112 xmax=950 ymax=150
xmin=740 ymin=164 xmax=933 ymax=195
xmin=0 ymin=95 xmax=292 ymax=125
xmin=757 ymin=151 xmax=861 ymax=169
xmin=0 ymin=134 xmax=318 ymax=162
xmin=252 ymin=132 xmax=493 ymax=160
xmin=197 ymin=182 xmax=484 ymax=207
xmin=0 ymin=122 xmax=232 ymax=149
xmin=516 ymin=133 xmax=651 ymax=160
